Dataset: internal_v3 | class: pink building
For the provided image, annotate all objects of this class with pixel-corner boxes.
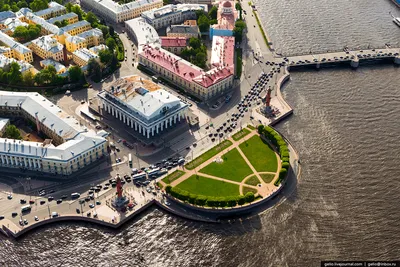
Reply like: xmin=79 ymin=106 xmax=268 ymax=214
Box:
xmin=160 ymin=37 xmax=187 ymax=54
xmin=210 ymin=1 xmax=238 ymax=38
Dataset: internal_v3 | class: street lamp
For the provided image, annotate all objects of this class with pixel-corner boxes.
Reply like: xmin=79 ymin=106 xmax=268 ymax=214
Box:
xmin=26 ymin=177 xmax=31 ymax=201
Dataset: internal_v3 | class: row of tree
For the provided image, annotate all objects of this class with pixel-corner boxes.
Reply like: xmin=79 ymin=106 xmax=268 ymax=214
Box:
xmin=166 ymin=185 xmax=256 ymax=207
xmin=258 ymin=125 xmax=290 ymax=186
xmin=233 ymin=20 xmax=246 ymax=43
xmin=0 ymin=61 xmax=83 ymax=86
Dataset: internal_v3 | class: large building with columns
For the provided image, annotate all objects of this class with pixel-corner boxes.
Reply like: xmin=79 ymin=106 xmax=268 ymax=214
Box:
xmin=97 ymin=76 xmax=188 ymax=139
xmin=0 ymin=91 xmax=108 ymax=175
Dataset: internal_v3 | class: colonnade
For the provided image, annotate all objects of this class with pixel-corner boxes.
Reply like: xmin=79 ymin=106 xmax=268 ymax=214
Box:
xmin=102 ymin=101 xmax=186 ymax=139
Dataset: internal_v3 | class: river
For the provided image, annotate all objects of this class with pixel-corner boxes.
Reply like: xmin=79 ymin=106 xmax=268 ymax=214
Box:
xmin=1 ymin=0 xmax=400 ymax=266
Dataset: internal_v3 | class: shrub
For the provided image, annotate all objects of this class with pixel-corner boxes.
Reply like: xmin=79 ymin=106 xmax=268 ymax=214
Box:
xmin=165 ymin=185 xmax=172 ymax=193
xmin=207 ymin=197 xmax=217 ymax=207
xmin=218 ymin=197 xmax=227 ymax=207
xmin=281 ymin=162 xmax=290 ymax=170
xmin=257 ymin=124 xmax=264 ymax=134
xmin=196 ymin=195 xmax=207 ymax=206
xmin=281 ymin=157 xmax=289 ymax=162
xmin=244 ymin=192 xmax=255 ymax=203
xmin=279 ymin=168 xmax=288 ymax=179
xmin=280 ymin=151 xmax=290 ymax=158
xmin=188 ymin=193 xmax=198 ymax=204
xmin=237 ymin=195 xmax=246 ymax=205
xmin=226 ymin=196 xmax=237 ymax=207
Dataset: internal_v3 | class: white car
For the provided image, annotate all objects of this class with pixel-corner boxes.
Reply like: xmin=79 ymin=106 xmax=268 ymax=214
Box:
xmin=89 ymin=204 xmax=95 ymax=208
xmin=34 ymin=216 xmax=39 ymax=221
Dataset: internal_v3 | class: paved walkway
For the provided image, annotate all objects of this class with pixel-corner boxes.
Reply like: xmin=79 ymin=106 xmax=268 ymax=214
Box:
xmin=164 ymin=128 xmax=282 ymax=198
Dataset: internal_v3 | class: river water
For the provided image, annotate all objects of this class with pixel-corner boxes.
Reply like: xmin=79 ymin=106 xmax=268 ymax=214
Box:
xmin=2 ymin=0 xmax=400 ymax=266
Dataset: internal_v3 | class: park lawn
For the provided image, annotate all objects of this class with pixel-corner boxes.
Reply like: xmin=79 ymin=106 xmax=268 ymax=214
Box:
xmin=244 ymin=175 xmax=260 ymax=186
xmin=260 ymin=173 xmax=275 ymax=183
xmin=199 ymin=148 xmax=253 ymax=182
xmin=243 ymin=186 xmax=258 ymax=195
xmin=232 ymin=128 xmax=251 ymax=141
xmin=239 ymin=135 xmax=278 ymax=172
xmin=161 ymin=170 xmax=185 ymax=184
xmin=176 ymin=175 xmax=240 ymax=197
xmin=247 ymin=125 xmax=256 ymax=130
xmin=185 ymin=140 xmax=232 ymax=170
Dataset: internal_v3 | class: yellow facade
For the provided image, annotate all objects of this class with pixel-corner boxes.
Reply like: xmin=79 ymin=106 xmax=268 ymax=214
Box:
xmin=65 ymin=38 xmax=87 ymax=52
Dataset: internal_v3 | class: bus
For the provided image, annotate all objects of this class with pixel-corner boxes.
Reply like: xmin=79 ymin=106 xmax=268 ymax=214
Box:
xmin=128 ymin=153 xmax=132 ymax=168
xmin=132 ymin=173 xmax=146 ymax=180
xmin=21 ymin=205 xmax=31 ymax=213
xmin=147 ymin=168 xmax=160 ymax=178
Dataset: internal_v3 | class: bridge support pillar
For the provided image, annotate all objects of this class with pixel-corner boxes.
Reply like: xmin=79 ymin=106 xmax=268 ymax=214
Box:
xmin=350 ymin=59 xmax=359 ymax=69
xmin=394 ymin=56 xmax=400 ymax=65
xmin=316 ymin=63 xmax=320 ymax=69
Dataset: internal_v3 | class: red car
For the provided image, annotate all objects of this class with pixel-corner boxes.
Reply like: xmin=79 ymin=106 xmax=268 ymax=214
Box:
xmin=29 ymin=200 xmax=35 ymax=204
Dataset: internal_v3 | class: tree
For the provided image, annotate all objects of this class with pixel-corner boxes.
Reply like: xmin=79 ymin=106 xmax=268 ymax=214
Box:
xmin=68 ymin=66 xmax=83 ymax=82
xmin=35 ymin=65 xmax=57 ymax=85
xmin=109 ymin=26 xmax=114 ymax=36
xmin=258 ymin=125 xmax=264 ymax=134
xmin=99 ymin=49 xmax=113 ymax=65
xmin=237 ymin=195 xmax=246 ymax=205
xmin=85 ymin=11 xmax=99 ymax=27
xmin=189 ymin=37 xmax=201 ymax=50
xmin=195 ymin=52 xmax=206 ymax=68
xmin=65 ymin=2 xmax=73 ymax=12
xmin=30 ymin=0 xmax=48 ymax=12
xmin=7 ymin=62 xmax=23 ymax=85
xmin=87 ymin=59 xmax=101 ymax=82
xmin=198 ymin=14 xmax=210 ymax=32
xmin=244 ymin=192 xmax=255 ymax=203
xmin=3 ymin=125 xmax=22 ymax=140
xmin=22 ymin=71 xmax=35 ymax=86
xmin=98 ymin=25 xmax=109 ymax=38
xmin=71 ymin=5 xmax=84 ymax=20
xmin=209 ymin=6 xmax=218 ymax=20
xmin=106 ymin=37 xmax=117 ymax=51
xmin=12 ymin=26 xmax=28 ymax=41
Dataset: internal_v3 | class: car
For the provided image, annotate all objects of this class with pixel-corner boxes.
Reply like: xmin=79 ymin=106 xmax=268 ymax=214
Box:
xmin=12 ymin=212 xmax=18 ymax=217
xmin=76 ymin=208 xmax=80 ymax=214
xmin=39 ymin=191 xmax=46 ymax=196
xmin=89 ymin=204 xmax=95 ymax=208
xmin=20 ymin=199 xmax=27 ymax=204
xmin=56 ymin=199 xmax=63 ymax=204
xmin=19 ymin=219 xmax=23 ymax=226
xmin=79 ymin=199 xmax=85 ymax=204
xmin=40 ymin=200 xmax=46 ymax=205
xmin=48 ymin=196 xmax=54 ymax=201
xmin=118 ymin=158 xmax=121 ymax=162
xmin=117 ymin=139 xmax=122 ymax=143
xmin=96 ymin=201 xmax=101 ymax=205
xmin=24 ymin=219 xmax=28 ymax=225
xmin=29 ymin=200 xmax=35 ymax=204
xmin=85 ymin=197 xmax=90 ymax=202
xmin=163 ymin=200 xmax=170 ymax=206
xmin=103 ymin=186 xmax=109 ymax=190
xmin=34 ymin=216 xmax=39 ymax=221
xmin=115 ymin=147 xmax=120 ymax=152
xmin=51 ymin=212 xmax=58 ymax=218
xmin=87 ymin=212 xmax=91 ymax=217
xmin=61 ymin=195 xmax=68 ymax=199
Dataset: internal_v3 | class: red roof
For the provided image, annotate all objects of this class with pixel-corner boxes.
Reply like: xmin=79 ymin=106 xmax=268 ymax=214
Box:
xmin=160 ymin=37 xmax=187 ymax=47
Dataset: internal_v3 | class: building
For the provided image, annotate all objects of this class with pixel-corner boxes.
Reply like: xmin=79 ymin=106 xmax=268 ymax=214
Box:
xmin=0 ymin=11 xmax=16 ymax=25
xmin=0 ymin=118 xmax=9 ymax=136
xmin=166 ymin=24 xmax=199 ymax=38
xmin=1 ymin=18 xmax=28 ymax=34
xmin=59 ymin=20 xmax=91 ymax=36
xmin=81 ymin=0 xmax=163 ymax=24
xmin=141 ymin=4 xmax=207 ymax=30
xmin=209 ymin=0 xmax=238 ymax=38
xmin=25 ymin=12 xmax=61 ymax=36
xmin=160 ymin=37 xmax=187 ymax=54
xmin=125 ymin=17 xmax=160 ymax=53
xmin=97 ymin=75 xmax=188 ymax=139
xmin=139 ymin=41 xmax=234 ymax=101
xmin=0 ymin=31 xmax=33 ymax=62
xmin=175 ymin=0 xmax=212 ymax=5
xmin=0 ymin=54 xmax=36 ymax=74
xmin=65 ymin=35 xmax=87 ymax=52
xmin=40 ymin=58 xmax=67 ymax=74
xmin=76 ymin=28 xmax=104 ymax=46
xmin=89 ymin=44 xmax=107 ymax=54
xmin=34 ymin=2 xmax=66 ymax=20
xmin=72 ymin=48 xmax=99 ymax=66
xmin=0 ymin=91 xmax=107 ymax=175
xmin=47 ymin=12 xmax=79 ymax=25
xmin=29 ymin=35 xmax=64 ymax=61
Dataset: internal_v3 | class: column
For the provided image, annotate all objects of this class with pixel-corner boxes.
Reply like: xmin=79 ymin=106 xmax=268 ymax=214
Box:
xmin=138 ymin=125 xmax=141 ymax=133
xmin=156 ymin=125 xmax=159 ymax=134
xmin=0 ymin=155 xmax=4 ymax=164
xmin=151 ymin=127 xmax=154 ymax=136
xmin=173 ymin=114 xmax=177 ymax=124
xmin=24 ymin=158 xmax=27 ymax=168
xmin=178 ymin=112 xmax=181 ymax=122
xmin=119 ymin=112 xmax=122 ymax=121
xmin=130 ymin=119 xmax=133 ymax=128
xmin=108 ymin=104 xmax=111 ymax=114
xmin=123 ymin=114 xmax=126 ymax=124
xmin=111 ymin=106 xmax=114 ymax=116
xmin=169 ymin=117 xmax=173 ymax=126
xmin=143 ymin=128 xmax=146 ymax=137
xmin=165 ymin=120 xmax=168 ymax=129
xmin=28 ymin=158 xmax=32 ymax=168
xmin=135 ymin=122 xmax=138 ymax=131
xmin=161 ymin=121 xmax=164 ymax=131
xmin=147 ymin=129 xmax=150 ymax=139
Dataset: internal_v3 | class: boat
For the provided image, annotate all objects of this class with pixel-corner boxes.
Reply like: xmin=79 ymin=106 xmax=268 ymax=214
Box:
xmin=393 ymin=16 xmax=400 ymax=26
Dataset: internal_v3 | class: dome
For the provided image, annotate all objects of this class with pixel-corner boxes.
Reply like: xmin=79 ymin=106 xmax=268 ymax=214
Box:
xmin=223 ymin=1 xmax=232 ymax=7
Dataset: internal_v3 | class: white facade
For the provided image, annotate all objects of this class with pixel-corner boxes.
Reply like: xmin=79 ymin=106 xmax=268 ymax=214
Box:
xmin=97 ymin=76 xmax=188 ymax=139
xmin=0 ymin=91 xmax=107 ymax=175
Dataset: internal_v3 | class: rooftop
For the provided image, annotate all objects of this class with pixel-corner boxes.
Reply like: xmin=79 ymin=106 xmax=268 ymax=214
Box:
xmin=167 ymin=24 xmax=199 ymax=35
xmin=40 ymin=58 xmax=66 ymax=73
xmin=99 ymin=75 xmax=188 ymax=122
xmin=76 ymin=28 xmax=103 ymax=39
xmin=89 ymin=44 xmax=107 ymax=54
xmin=124 ymin=17 xmax=160 ymax=53
xmin=31 ymin=35 xmax=63 ymax=54
xmin=2 ymin=18 xmax=28 ymax=33
xmin=87 ymin=0 xmax=162 ymax=14
xmin=60 ymin=20 xmax=90 ymax=33
xmin=0 ymin=118 xmax=9 ymax=132
xmin=0 ymin=91 xmax=106 ymax=161
xmin=0 ymin=11 xmax=16 ymax=23
xmin=73 ymin=48 xmax=98 ymax=62
xmin=66 ymin=35 xmax=86 ymax=44
xmin=212 ymin=0 xmax=238 ymax=31
xmin=47 ymin=12 xmax=78 ymax=24
xmin=0 ymin=54 xmax=34 ymax=73
xmin=27 ymin=13 xmax=61 ymax=35
xmin=160 ymin=37 xmax=187 ymax=47
xmin=35 ymin=2 xmax=66 ymax=17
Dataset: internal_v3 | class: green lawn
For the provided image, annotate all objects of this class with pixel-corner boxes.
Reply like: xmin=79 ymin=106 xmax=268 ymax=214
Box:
xmin=244 ymin=175 xmax=260 ymax=186
xmin=260 ymin=173 xmax=275 ymax=183
xmin=161 ymin=170 xmax=185 ymax=184
xmin=243 ymin=186 xmax=257 ymax=195
xmin=185 ymin=140 xmax=232 ymax=170
xmin=176 ymin=175 xmax=240 ymax=197
xmin=232 ymin=128 xmax=251 ymax=141
xmin=247 ymin=125 xmax=256 ymax=130
xmin=239 ymin=135 xmax=278 ymax=172
xmin=199 ymin=148 xmax=253 ymax=182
